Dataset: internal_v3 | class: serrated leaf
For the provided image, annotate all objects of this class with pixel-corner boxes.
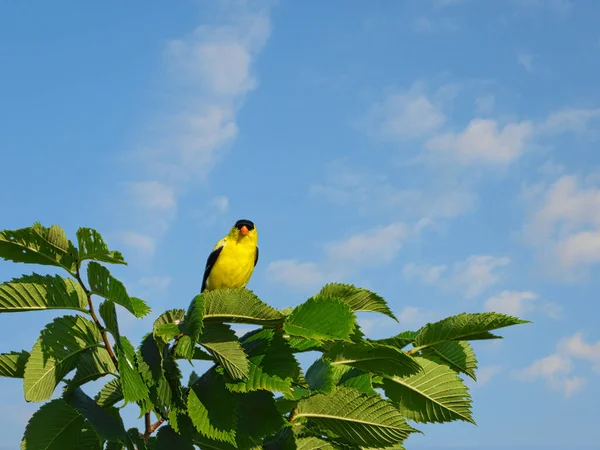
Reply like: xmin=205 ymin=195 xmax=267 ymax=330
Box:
xmin=414 ymin=312 xmax=529 ymax=350
xmin=76 ymin=228 xmax=126 ymax=265
xmin=188 ymin=371 xmax=237 ymax=444
xmin=174 ymin=335 xmax=194 ymax=360
xmin=99 ymin=300 xmax=120 ymax=341
xmin=0 ymin=274 xmax=88 ymax=313
xmin=203 ymin=288 xmax=285 ymax=326
xmin=296 ymin=437 xmax=340 ymax=450
xmin=225 ymin=329 xmax=300 ymax=394
xmin=68 ymin=347 xmax=117 ymax=390
xmin=287 ymin=337 xmax=324 ymax=353
xmin=95 ymin=379 xmax=124 ymax=408
xmin=284 ymin=297 xmax=356 ymax=342
xmin=382 ymin=355 xmax=474 ymax=424
xmin=316 ymin=283 xmax=397 ymax=321
xmin=305 ymin=358 xmax=345 ymax=393
xmin=20 ymin=399 xmax=84 ymax=450
xmin=200 ymin=323 xmax=249 ymax=380
xmin=64 ymin=387 xmax=127 ymax=441
xmin=24 ymin=315 xmax=102 ymax=401
xmin=137 ymin=333 xmax=163 ymax=386
xmin=0 ymin=223 xmax=77 ymax=273
xmin=329 ymin=342 xmax=421 ymax=377
xmin=185 ymin=294 xmax=205 ymax=344
xmin=236 ymin=390 xmax=285 ymax=448
xmin=155 ymin=425 xmax=194 ymax=450
xmin=338 ymin=368 xmax=377 ymax=396
xmin=153 ymin=309 xmax=185 ymax=337
xmin=73 ymin=427 xmax=103 ymax=450
xmin=371 ymin=331 xmax=417 ymax=350
xmin=154 ymin=323 xmax=181 ymax=342
xmin=293 ymin=387 xmax=417 ymax=447
xmin=0 ymin=350 xmax=29 ymax=378
xmin=423 ymin=341 xmax=478 ymax=380
xmin=117 ymin=336 xmax=149 ymax=403
xmin=87 ymin=262 xmax=146 ymax=317
xmin=131 ymin=297 xmax=151 ymax=318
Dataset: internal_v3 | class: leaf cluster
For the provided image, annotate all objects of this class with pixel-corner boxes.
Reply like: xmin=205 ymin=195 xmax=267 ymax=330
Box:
xmin=0 ymin=223 xmax=529 ymax=449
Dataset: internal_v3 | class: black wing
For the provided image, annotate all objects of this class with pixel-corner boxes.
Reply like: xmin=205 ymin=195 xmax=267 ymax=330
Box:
xmin=254 ymin=246 xmax=259 ymax=267
xmin=201 ymin=246 xmax=223 ymax=293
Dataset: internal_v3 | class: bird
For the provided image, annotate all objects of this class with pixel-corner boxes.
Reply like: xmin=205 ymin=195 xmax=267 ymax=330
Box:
xmin=201 ymin=219 xmax=259 ymax=293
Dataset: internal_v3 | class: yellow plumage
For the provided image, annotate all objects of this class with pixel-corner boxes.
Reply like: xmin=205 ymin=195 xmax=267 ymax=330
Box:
xmin=201 ymin=219 xmax=259 ymax=293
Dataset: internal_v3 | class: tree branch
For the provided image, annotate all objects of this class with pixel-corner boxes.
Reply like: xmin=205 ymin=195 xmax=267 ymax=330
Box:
xmin=75 ymin=264 xmax=118 ymax=365
xmin=144 ymin=413 xmax=164 ymax=442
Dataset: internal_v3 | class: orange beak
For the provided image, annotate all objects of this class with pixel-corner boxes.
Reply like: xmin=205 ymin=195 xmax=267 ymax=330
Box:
xmin=240 ymin=225 xmax=249 ymax=236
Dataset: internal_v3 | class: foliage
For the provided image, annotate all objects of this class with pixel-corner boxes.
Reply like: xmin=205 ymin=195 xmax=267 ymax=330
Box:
xmin=0 ymin=223 xmax=529 ymax=449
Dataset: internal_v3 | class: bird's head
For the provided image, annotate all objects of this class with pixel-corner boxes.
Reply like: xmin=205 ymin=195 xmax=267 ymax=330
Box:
xmin=230 ymin=219 xmax=258 ymax=243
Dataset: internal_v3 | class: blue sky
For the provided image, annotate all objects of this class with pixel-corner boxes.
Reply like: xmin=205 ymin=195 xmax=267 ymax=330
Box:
xmin=1 ymin=0 xmax=600 ymax=448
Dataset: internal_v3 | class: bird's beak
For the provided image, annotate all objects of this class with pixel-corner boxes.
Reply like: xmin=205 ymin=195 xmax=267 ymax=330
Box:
xmin=240 ymin=225 xmax=249 ymax=236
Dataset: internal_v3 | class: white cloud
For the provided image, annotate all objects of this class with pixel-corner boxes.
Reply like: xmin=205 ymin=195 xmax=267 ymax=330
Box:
xmin=424 ymin=118 xmax=534 ymax=166
xmin=403 ymin=255 xmax=510 ymax=299
xmin=210 ymin=195 xmax=230 ymax=213
xmin=515 ymin=332 xmax=600 ymax=397
xmin=538 ymin=108 xmax=600 ymax=135
xmin=268 ymin=220 xmax=430 ymax=289
xmin=517 ymin=53 xmax=534 ymax=73
xmin=130 ymin=181 xmax=177 ymax=211
xmin=522 ymin=174 xmax=600 ymax=274
xmin=136 ymin=276 xmax=172 ymax=291
xmin=265 ymin=259 xmax=328 ymax=289
xmin=484 ymin=290 xmax=561 ymax=319
xmin=477 ymin=365 xmax=502 ymax=386
xmin=402 ymin=263 xmax=447 ymax=284
xmin=397 ymin=306 xmax=440 ymax=328
xmin=117 ymin=5 xmax=271 ymax=256
xmin=367 ymin=87 xmax=445 ymax=141
xmin=310 ymin=160 xmax=477 ymax=220
xmin=117 ymin=231 xmax=156 ymax=256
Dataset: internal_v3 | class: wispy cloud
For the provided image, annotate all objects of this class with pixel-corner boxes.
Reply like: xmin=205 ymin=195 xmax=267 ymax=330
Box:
xmin=517 ymin=52 xmax=534 ymax=73
xmin=514 ymin=332 xmax=600 ymax=397
xmin=115 ymin=3 xmax=272 ymax=256
xmin=266 ymin=220 xmax=431 ymax=289
xmin=483 ymin=290 xmax=561 ymax=319
xmin=403 ymin=255 xmax=511 ymax=299
xmin=522 ymin=173 xmax=600 ymax=277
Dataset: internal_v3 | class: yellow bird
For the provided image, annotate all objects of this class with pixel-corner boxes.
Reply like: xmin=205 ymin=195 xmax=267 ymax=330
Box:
xmin=201 ymin=219 xmax=259 ymax=293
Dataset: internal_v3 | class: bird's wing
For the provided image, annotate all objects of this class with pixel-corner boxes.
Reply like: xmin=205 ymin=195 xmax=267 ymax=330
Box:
xmin=201 ymin=238 xmax=226 ymax=293
xmin=254 ymin=246 xmax=259 ymax=267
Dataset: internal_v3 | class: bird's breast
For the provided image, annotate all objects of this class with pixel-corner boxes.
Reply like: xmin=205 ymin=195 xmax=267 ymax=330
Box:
xmin=206 ymin=242 xmax=256 ymax=290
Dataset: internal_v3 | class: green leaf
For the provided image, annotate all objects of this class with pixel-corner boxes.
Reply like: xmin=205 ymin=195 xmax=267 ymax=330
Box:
xmin=188 ymin=371 xmax=237 ymax=445
xmin=284 ymin=297 xmax=356 ymax=342
xmin=381 ymin=355 xmax=474 ymax=424
xmin=225 ymin=329 xmax=300 ymax=394
xmin=64 ymin=387 xmax=128 ymax=441
xmin=117 ymin=336 xmax=149 ymax=403
xmin=131 ymin=297 xmax=151 ymax=318
xmin=287 ymin=337 xmax=324 ymax=353
xmin=371 ymin=331 xmax=416 ymax=350
xmin=185 ymin=294 xmax=205 ymax=344
xmin=87 ymin=262 xmax=148 ymax=318
xmin=316 ymin=283 xmax=397 ymax=321
xmin=296 ymin=437 xmax=340 ymax=450
xmin=203 ymin=288 xmax=285 ymax=326
xmin=155 ymin=425 xmax=194 ymax=450
xmin=423 ymin=341 xmax=478 ymax=380
xmin=68 ymin=347 xmax=117 ymax=390
xmin=20 ymin=399 xmax=84 ymax=450
xmin=0 ymin=350 xmax=29 ymax=378
xmin=328 ymin=342 xmax=421 ymax=377
xmin=200 ymin=323 xmax=249 ymax=380
xmin=95 ymin=379 xmax=124 ymax=408
xmin=153 ymin=309 xmax=185 ymax=332
xmin=154 ymin=323 xmax=181 ymax=342
xmin=338 ymin=368 xmax=377 ymax=396
xmin=76 ymin=228 xmax=126 ymax=265
xmin=414 ymin=312 xmax=530 ymax=350
xmin=0 ymin=223 xmax=77 ymax=273
xmin=73 ymin=427 xmax=103 ymax=450
xmin=293 ymin=387 xmax=417 ymax=447
xmin=137 ymin=333 xmax=163 ymax=386
xmin=24 ymin=315 xmax=102 ymax=401
xmin=99 ymin=301 xmax=120 ymax=340
xmin=236 ymin=390 xmax=285 ymax=448
xmin=0 ymin=274 xmax=88 ymax=313
xmin=305 ymin=358 xmax=344 ymax=393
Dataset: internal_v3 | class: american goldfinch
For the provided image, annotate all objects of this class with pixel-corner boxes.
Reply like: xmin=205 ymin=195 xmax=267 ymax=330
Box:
xmin=201 ymin=219 xmax=259 ymax=293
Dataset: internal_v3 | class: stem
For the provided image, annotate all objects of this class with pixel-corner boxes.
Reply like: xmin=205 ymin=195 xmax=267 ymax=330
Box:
xmin=407 ymin=345 xmax=426 ymax=355
xmin=144 ymin=414 xmax=164 ymax=442
xmin=75 ymin=264 xmax=118 ymax=365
